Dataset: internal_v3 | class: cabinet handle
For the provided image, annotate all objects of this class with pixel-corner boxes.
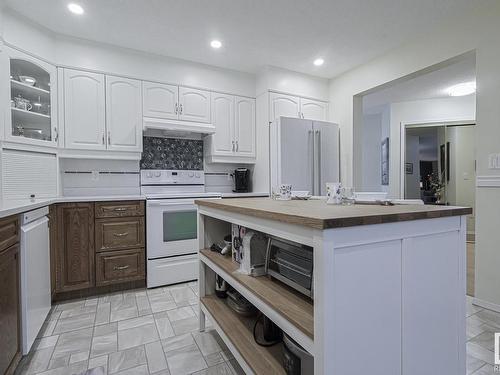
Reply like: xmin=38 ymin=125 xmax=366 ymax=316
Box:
xmin=236 ymin=141 xmax=239 ymax=151
xmin=179 ymin=104 xmax=183 ymax=115
xmin=113 ymin=265 xmax=130 ymax=271
xmin=113 ymin=232 xmax=129 ymax=237
xmin=54 ymin=127 xmax=58 ymax=142
xmin=175 ymin=103 xmax=178 ymax=114
xmin=232 ymin=141 xmax=235 ymax=151
xmin=103 ymin=207 xmax=128 ymax=212
xmin=108 ymin=131 xmax=111 ymax=145
xmin=102 ymin=133 xmax=105 ymax=144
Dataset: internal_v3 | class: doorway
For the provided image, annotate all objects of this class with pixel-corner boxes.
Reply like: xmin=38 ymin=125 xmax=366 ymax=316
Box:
xmin=403 ymin=122 xmax=476 ymax=295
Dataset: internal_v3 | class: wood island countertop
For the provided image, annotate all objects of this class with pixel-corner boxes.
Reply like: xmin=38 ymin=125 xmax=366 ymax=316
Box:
xmin=195 ymin=197 xmax=472 ymax=229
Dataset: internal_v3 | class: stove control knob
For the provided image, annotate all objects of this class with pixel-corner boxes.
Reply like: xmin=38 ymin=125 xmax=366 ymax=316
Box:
xmin=154 ymin=171 xmax=161 ymax=177
xmin=188 ymin=172 xmax=194 ymax=177
xmin=195 ymin=172 xmax=201 ymax=178
xmin=146 ymin=172 xmax=153 ymax=178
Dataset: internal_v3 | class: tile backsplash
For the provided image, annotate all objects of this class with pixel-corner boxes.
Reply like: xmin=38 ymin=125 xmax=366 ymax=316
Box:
xmin=140 ymin=136 xmax=203 ymax=170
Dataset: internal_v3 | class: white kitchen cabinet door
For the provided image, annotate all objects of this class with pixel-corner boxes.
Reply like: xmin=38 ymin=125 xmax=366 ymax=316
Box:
xmin=106 ymin=75 xmax=142 ymax=152
xmin=269 ymin=92 xmax=300 ymax=121
xmin=300 ymin=98 xmax=328 ymax=121
xmin=142 ymin=81 xmax=178 ymax=120
xmin=211 ymin=93 xmax=234 ymax=156
xmin=234 ymin=96 xmax=256 ymax=158
xmin=64 ymin=69 xmax=106 ymax=150
xmin=178 ymin=87 xmax=211 ymax=123
xmin=402 ymin=232 xmax=462 ymax=375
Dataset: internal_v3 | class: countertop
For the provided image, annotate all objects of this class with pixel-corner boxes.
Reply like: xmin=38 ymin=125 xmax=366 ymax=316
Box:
xmin=220 ymin=192 xmax=269 ymax=198
xmin=0 ymin=195 xmax=146 ymax=219
xmin=0 ymin=192 xmax=270 ymax=219
xmin=194 ymin=197 xmax=473 ymax=229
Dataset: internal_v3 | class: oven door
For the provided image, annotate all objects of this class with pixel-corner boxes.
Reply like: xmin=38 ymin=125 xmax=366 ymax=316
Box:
xmin=147 ymin=199 xmax=199 ymax=259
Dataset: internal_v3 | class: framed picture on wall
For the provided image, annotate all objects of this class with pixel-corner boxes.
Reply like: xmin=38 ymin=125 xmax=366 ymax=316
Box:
xmin=405 ymin=162 xmax=413 ymax=174
xmin=381 ymin=137 xmax=389 ymax=185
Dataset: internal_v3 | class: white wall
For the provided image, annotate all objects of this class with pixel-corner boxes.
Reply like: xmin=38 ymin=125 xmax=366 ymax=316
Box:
xmin=256 ymin=65 xmax=329 ymax=100
xmin=1 ymin=10 xmax=255 ymax=97
xmin=329 ymin=1 xmax=500 ymax=307
xmin=446 ymin=126 xmax=476 ymax=232
xmin=361 ymin=113 xmax=382 ymax=191
xmin=389 ymin=95 xmax=475 ymax=198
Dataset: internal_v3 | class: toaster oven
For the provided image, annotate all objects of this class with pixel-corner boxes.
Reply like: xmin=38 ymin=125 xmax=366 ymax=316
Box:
xmin=265 ymin=237 xmax=313 ymax=299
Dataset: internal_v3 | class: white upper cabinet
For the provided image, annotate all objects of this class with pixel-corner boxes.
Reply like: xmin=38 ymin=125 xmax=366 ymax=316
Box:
xmin=300 ymin=98 xmax=328 ymax=121
xmin=269 ymin=92 xmax=328 ymax=122
xmin=64 ymin=69 xmax=106 ymax=150
xmin=269 ymin=92 xmax=300 ymax=121
xmin=178 ymin=87 xmax=211 ymax=123
xmin=234 ymin=96 xmax=256 ymax=158
xmin=206 ymin=93 xmax=255 ymax=163
xmin=211 ymin=93 xmax=234 ymax=156
xmin=142 ymin=81 xmax=178 ymax=120
xmin=106 ymin=75 xmax=142 ymax=152
xmin=4 ymin=47 xmax=58 ymax=149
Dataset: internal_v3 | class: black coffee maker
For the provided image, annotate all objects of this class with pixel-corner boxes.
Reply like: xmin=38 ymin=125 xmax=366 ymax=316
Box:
xmin=233 ymin=168 xmax=250 ymax=193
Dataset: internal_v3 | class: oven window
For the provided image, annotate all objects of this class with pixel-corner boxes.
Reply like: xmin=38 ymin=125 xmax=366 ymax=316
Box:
xmin=163 ymin=210 xmax=197 ymax=242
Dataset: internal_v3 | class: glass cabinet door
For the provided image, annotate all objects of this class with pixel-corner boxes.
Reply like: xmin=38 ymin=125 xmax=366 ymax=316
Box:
xmin=7 ymin=51 xmax=57 ymax=147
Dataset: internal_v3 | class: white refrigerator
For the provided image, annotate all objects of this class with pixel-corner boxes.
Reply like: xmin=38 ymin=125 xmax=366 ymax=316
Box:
xmin=270 ymin=116 xmax=339 ymax=196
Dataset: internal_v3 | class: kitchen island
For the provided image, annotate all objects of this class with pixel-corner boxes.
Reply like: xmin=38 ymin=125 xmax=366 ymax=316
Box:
xmin=195 ymin=198 xmax=472 ymax=375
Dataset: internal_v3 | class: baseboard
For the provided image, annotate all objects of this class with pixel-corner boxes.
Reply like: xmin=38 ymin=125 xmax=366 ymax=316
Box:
xmin=472 ymin=297 xmax=500 ymax=313
xmin=53 ymin=279 xmax=146 ymax=302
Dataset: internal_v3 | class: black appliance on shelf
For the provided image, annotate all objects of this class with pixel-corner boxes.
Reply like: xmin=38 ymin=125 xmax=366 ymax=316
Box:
xmin=233 ymin=168 xmax=250 ymax=193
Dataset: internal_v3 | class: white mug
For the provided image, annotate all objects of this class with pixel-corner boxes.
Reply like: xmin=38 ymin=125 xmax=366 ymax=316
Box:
xmin=278 ymin=184 xmax=292 ymax=200
xmin=326 ymin=182 xmax=342 ymax=204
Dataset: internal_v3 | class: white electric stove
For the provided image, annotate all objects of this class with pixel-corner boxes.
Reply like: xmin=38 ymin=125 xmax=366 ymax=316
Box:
xmin=141 ymin=170 xmax=221 ymax=288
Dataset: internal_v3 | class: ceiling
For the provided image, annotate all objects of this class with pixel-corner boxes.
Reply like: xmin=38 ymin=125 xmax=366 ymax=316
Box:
xmin=3 ymin=0 xmax=477 ymax=78
xmin=363 ymin=53 xmax=476 ymax=109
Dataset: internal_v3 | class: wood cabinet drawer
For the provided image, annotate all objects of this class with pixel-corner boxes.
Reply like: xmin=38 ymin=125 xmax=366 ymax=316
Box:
xmin=96 ymin=217 xmax=145 ymax=252
xmin=96 ymin=249 xmax=145 ymax=286
xmin=0 ymin=216 xmax=20 ymax=254
xmin=95 ymin=201 xmax=144 ymax=218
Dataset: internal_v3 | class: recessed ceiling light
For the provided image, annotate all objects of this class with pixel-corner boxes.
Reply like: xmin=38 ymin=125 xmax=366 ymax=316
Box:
xmin=446 ymin=81 xmax=476 ymax=96
xmin=313 ymin=58 xmax=324 ymax=66
xmin=67 ymin=3 xmax=84 ymax=15
xmin=210 ymin=40 xmax=222 ymax=49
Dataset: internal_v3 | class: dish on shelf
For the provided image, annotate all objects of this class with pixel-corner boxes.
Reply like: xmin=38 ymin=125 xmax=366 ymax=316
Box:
xmin=18 ymin=75 xmax=37 ymax=86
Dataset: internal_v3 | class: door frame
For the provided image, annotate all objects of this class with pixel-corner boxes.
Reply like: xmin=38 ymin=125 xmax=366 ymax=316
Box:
xmin=399 ymin=118 xmax=475 ymax=199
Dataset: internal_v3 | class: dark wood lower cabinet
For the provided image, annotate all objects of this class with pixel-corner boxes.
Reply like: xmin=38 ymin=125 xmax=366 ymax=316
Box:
xmin=55 ymin=203 xmax=95 ymax=293
xmin=52 ymin=200 xmax=145 ymax=301
xmin=0 ymin=243 xmax=21 ymax=375
xmin=96 ymin=248 xmax=145 ymax=286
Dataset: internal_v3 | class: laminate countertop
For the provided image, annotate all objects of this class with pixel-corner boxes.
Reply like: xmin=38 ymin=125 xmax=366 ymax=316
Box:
xmin=0 ymin=195 xmax=146 ymax=219
xmin=195 ymin=197 xmax=472 ymax=229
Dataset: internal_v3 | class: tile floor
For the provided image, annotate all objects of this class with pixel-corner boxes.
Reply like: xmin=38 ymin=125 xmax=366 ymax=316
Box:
xmin=16 ymin=281 xmax=244 ymax=375
xmin=15 ymin=282 xmax=500 ymax=375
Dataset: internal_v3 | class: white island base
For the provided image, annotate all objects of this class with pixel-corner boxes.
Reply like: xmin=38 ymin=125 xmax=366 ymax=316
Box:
xmin=196 ymin=199 xmax=468 ymax=375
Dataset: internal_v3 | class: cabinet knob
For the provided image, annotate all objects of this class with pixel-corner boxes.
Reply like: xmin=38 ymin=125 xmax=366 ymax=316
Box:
xmin=175 ymin=103 xmax=178 ymax=115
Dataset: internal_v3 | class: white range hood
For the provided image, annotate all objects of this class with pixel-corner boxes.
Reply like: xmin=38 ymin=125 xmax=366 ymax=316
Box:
xmin=143 ymin=117 xmax=215 ymax=136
